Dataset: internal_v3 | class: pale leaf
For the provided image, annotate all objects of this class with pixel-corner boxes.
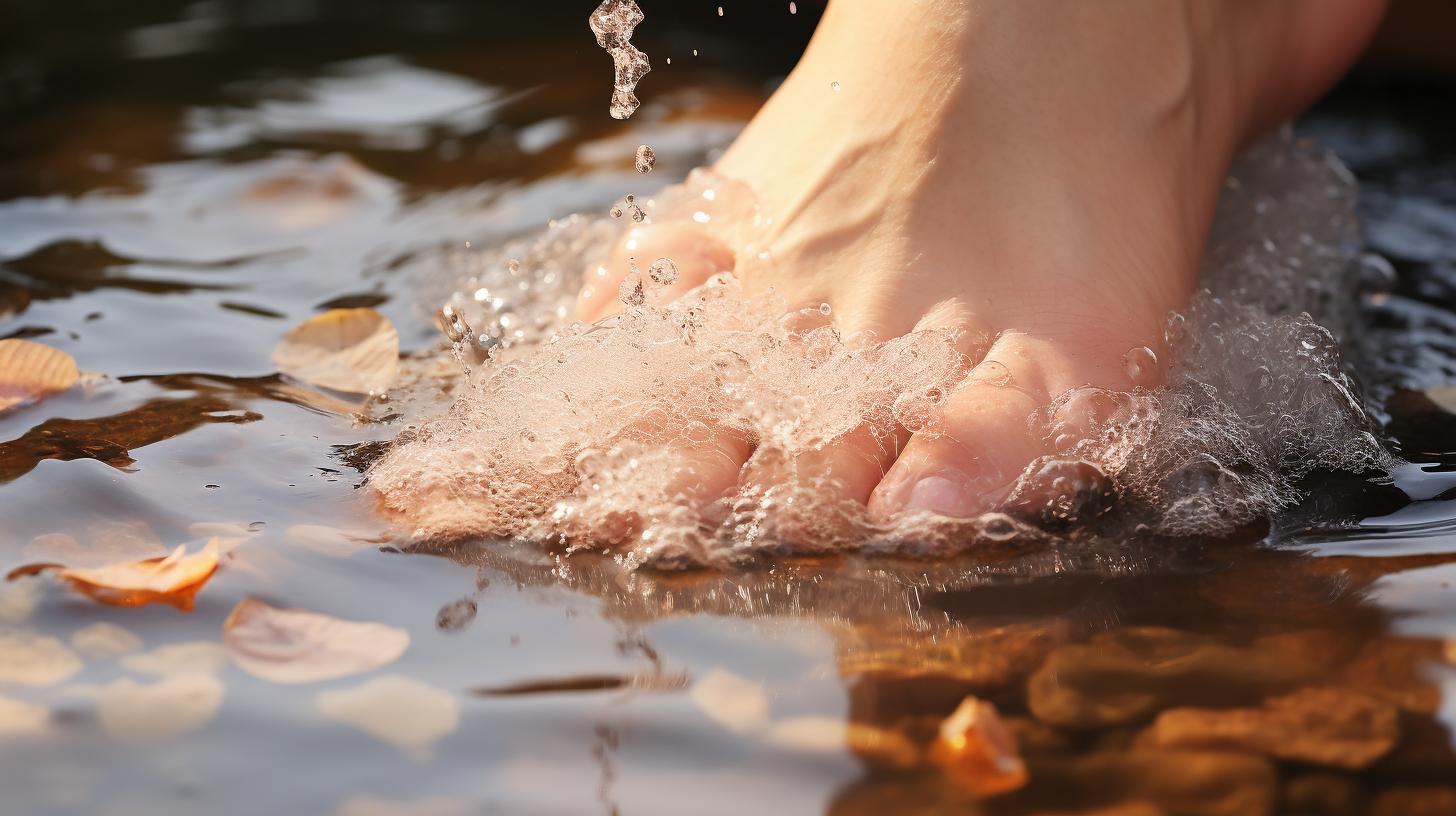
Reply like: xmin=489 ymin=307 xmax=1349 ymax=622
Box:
xmin=315 ymin=675 xmax=459 ymax=761
xmin=271 ymin=308 xmax=398 ymax=394
xmin=0 ymin=339 xmax=78 ymax=413
xmin=0 ymin=629 xmax=84 ymax=687
xmin=223 ymin=597 xmax=410 ymax=683
xmin=690 ymin=667 xmax=771 ymax=734
xmin=96 ymin=673 xmax=224 ymax=744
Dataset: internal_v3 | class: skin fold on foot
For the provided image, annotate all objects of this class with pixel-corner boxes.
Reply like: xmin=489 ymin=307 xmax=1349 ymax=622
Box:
xmin=575 ymin=0 xmax=1388 ymax=522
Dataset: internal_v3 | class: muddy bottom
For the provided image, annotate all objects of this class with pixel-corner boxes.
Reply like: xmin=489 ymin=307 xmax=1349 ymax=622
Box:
xmin=2 ymin=4 xmax=1456 ymax=816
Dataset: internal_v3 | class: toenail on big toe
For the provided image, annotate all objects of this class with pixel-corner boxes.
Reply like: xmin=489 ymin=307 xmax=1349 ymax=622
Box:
xmin=899 ymin=470 xmax=979 ymax=517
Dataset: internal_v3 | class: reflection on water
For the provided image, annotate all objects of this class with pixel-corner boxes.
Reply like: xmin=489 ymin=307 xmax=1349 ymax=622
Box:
xmin=0 ymin=4 xmax=1455 ymax=815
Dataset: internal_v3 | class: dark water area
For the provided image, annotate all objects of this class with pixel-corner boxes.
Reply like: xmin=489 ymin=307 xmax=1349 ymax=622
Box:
xmin=1 ymin=3 xmax=1456 ymax=815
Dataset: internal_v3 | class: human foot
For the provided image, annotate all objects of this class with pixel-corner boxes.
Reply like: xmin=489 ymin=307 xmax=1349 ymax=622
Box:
xmin=576 ymin=0 xmax=1386 ymax=520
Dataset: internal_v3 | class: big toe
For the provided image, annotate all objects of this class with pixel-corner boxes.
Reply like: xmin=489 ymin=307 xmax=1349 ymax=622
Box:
xmin=576 ymin=222 xmax=736 ymax=321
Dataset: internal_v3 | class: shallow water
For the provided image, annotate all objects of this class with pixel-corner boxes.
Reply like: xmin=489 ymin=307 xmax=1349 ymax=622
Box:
xmin=2 ymin=4 xmax=1456 ymax=815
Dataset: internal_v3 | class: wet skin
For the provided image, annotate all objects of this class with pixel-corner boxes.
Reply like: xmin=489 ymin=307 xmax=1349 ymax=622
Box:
xmin=577 ymin=0 xmax=1389 ymax=519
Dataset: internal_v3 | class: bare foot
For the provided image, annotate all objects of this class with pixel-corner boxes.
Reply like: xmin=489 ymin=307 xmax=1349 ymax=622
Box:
xmin=576 ymin=0 xmax=1386 ymax=520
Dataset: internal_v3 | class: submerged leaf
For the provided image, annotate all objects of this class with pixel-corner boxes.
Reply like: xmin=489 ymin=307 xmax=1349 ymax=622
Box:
xmin=271 ymin=308 xmax=398 ymax=394
xmin=0 ymin=339 xmax=78 ymax=413
xmin=927 ymin=696 xmax=1029 ymax=799
xmin=95 ymin=673 xmax=224 ymax=744
xmin=690 ymin=667 xmax=771 ymax=734
xmin=222 ymin=597 xmax=410 ymax=683
xmin=315 ymin=674 xmax=459 ymax=761
xmin=0 ymin=629 xmax=84 ymax=687
xmin=51 ymin=538 xmax=221 ymax=611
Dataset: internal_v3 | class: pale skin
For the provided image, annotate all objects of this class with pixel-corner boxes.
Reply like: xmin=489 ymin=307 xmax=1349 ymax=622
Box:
xmin=576 ymin=0 xmax=1388 ymax=520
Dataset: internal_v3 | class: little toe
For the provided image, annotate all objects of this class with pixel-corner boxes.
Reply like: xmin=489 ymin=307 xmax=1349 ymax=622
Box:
xmin=576 ymin=222 xmax=737 ymax=321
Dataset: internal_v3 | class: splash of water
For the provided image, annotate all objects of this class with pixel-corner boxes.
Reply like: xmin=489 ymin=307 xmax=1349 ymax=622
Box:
xmin=371 ymin=131 xmax=1394 ymax=570
xmin=589 ymin=0 xmax=651 ymax=120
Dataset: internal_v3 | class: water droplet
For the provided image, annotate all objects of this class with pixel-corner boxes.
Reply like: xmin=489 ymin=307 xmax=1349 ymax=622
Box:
xmin=625 ymin=194 xmax=634 ymax=203
xmin=635 ymin=144 xmax=656 ymax=174
xmin=648 ymin=258 xmax=678 ymax=286
xmin=508 ymin=259 xmax=520 ymax=272
xmin=629 ymin=203 xmax=647 ymax=223
xmin=610 ymin=205 xmax=624 ymax=218
xmin=589 ymin=0 xmax=651 ymax=119
xmin=789 ymin=1 xmax=797 ymax=12
xmin=830 ymin=81 xmax=840 ymax=91
xmin=1121 ymin=347 xmax=1158 ymax=386
xmin=717 ymin=6 xmax=723 ymax=16
xmin=818 ymin=302 xmax=831 ymax=316
xmin=619 ymin=271 xmax=646 ymax=307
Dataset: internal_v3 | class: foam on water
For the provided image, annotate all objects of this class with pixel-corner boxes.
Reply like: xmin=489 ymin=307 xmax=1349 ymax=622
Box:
xmin=368 ymin=129 xmax=1395 ymax=569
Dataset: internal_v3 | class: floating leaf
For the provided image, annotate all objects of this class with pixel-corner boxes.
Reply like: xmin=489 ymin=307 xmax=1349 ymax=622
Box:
xmin=222 ymin=598 xmax=410 ymax=684
xmin=927 ymin=695 xmax=1029 ymax=799
xmin=69 ymin=622 xmax=144 ymax=659
xmin=43 ymin=538 xmax=221 ymax=611
xmin=690 ymin=667 xmax=771 ymax=734
xmin=0 ymin=339 xmax=78 ymax=413
xmin=0 ymin=692 xmax=49 ymax=735
xmin=95 ymin=673 xmax=224 ymax=744
xmin=0 ymin=629 xmax=84 ymax=687
xmin=315 ymin=675 xmax=459 ymax=761
xmin=271 ymin=308 xmax=398 ymax=394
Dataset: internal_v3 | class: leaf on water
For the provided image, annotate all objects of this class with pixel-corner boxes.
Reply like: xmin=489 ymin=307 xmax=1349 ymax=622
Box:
xmin=122 ymin=642 xmax=228 ymax=677
xmin=284 ymin=524 xmax=379 ymax=557
xmin=927 ymin=695 xmax=1029 ymax=799
xmin=70 ymin=622 xmax=144 ymax=659
xmin=690 ymin=667 xmax=771 ymax=734
xmin=315 ymin=674 xmax=459 ymax=762
xmin=0 ymin=692 xmax=49 ymax=736
xmin=44 ymin=538 xmax=222 ymax=611
xmin=271 ymin=308 xmax=398 ymax=394
xmin=0 ymin=339 xmax=78 ymax=413
xmin=95 ymin=673 xmax=224 ymax=744
xmin=222 ymin=598 xmax=410 ymax=684
xmin=0 ymin=629 xmax=84 ymax=687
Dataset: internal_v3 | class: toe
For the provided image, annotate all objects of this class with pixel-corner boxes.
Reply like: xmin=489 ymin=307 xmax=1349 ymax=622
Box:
xmin=576 ymin=222 xmax=737 ymax=321
xmin=867 ymin=350 xmax=1050 ymax=519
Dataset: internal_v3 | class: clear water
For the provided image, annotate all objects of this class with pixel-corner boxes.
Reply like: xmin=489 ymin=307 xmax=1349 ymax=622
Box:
xmin=1 ymin=5 xmax=1456 ymax=815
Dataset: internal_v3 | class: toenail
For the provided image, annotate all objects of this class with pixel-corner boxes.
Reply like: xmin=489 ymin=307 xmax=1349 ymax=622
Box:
xmin=902 ymin=471 xmax=979 ymax=518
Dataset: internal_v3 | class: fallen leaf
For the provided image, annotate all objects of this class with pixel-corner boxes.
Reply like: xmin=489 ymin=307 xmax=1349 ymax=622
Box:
xmin=284 ymin=524 xmax=379 ymax=557
xmin=0 ymin=339 xmax=78 ymax=413
xmin=122 ymin=642 xmax=228 ymax=677
xmin=50 ymin=538 xmax=221 ymax=611
xmin=1150 ymin=686 xmax=1400 ymax=769
xmin=222 ymin=597 xmax=410 ymax=683
xmin=0 ymin=629 xmax=84 ymax=687
xmin=271 ymin=308 xmax=398 ymax=394
xmin=927 ymin=695 xmax=1028 ymax=799
xmin=0 ymin=692 xmax=49 ymax=736
xmin=69 ymin=622 xmax=144 ymax=659
xmin=690 ymin=667 xmax=771 ymax=734
xmin=316 ymin=675 xmax=459 ymax=762
xmin=96 ymin=673 xmax=224 ymax=743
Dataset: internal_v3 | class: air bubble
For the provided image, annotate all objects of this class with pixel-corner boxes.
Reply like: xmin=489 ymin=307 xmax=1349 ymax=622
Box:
xmin=635 ymin=145 xmax=656 ymax=174
xmin=1121 ymin=347 xmax=1158 ymax=386
xmin=648 ymin=258 xmax=678 ymax=286
xmin=818 ymin=302 xmax=831 ymax=316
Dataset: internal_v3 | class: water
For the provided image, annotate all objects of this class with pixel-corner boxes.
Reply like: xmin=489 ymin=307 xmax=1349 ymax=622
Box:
xmin=1 ymin=4 xmax=1456 ymax=815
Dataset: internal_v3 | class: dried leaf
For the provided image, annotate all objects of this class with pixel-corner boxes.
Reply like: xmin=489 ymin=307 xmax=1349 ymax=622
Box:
xmin=0 ymin=629 xmax=84 ymax=687
xmin=0 ymin=339 xmax=78 ymax=413
xmin=927 ymin=696 xmax=1028 ymax=799
xmin=52 ymin=538 xmax=221 ymax=611
xmin=315 ymin=675 xmax=459 ymax=761
xmin=222 ymin=597 xmax=410 ymax=683
xmin=69 ymin=622 xmax=144 ymax=659
xmin=271 ymin=308 xmax=398 ymax=394
xmin=690 ymin=667 xmax=771 ymax=734
xmin=95 ymin=673 xmax=224 ymax=744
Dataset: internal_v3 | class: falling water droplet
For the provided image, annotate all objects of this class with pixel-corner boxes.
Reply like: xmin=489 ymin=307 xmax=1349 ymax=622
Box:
xmin=610 ymin=205 xmax=624 ymax=218
xmin=648 ymin=258 xmax=678 ymax=286
xmin=588 ymin=0 xmax=651 ymax=120
xmin=508 ymin=259 xmax=520 ymax=273
xmin=818 ymin=302 xmax=832 ymax=316
xmin=629 ymin=205 xmax=646 ymax=223
xmin=830 ymin=81 xmax=841 ymax=91
xmin=1121 ymin=346 xmax=1158 ymax=386
xmin=789 ymin=1 xmax=797 ymax=12
xmin=635 ymin=144 xmax=656 ymax=174
xmin=619 ymin=271 xmax=646 ymax=307
xmin=717 ymin=6 xmax=723 ymax=15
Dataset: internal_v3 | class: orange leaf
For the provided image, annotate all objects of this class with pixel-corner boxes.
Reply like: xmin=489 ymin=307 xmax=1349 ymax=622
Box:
xmin=53 ymin=538 xmax=221 ymax=611
xmin=927 ymin=695 xmax=1029 ymax=799
xmin=0 ymin=339 xmax=79 ymax=413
